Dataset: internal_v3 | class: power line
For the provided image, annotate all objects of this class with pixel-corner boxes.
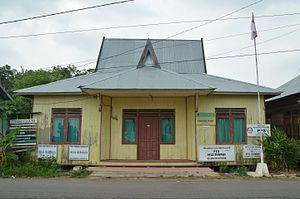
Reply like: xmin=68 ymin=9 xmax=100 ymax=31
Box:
xmin=208 ymin=27 xmax=300 ymax=58
xmin=0 ymin=0 xmax=135 ymax=25
xmin=205 ymin=23 xmax=300 ymax=42
xmin=95 ymin=48 xmax=300 ymax=71
xmin=17 ymin=0 xmax=264 ymax=71
xmin=96 ymin=0 xmax=264 ymax=64
xmin=1 ymin=12 xmax=300 ymax=39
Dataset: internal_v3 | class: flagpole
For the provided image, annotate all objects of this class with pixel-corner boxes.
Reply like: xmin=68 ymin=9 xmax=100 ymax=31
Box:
xmin=253 ymin=37 xmax=264 ymax=164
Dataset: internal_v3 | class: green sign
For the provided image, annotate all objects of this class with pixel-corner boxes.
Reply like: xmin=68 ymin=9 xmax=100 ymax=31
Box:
xmin=196 ymin=112 xmax=215 ymax=126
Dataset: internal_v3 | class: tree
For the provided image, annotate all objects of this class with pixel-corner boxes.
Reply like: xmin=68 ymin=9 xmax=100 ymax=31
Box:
xmin=0 ymin=65 xmax=17 ymax=92
xmin=0 ymin=65 xmax=94 ymax=117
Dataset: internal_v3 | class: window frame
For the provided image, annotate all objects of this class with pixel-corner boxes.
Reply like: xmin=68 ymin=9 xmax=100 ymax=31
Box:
xmin=216 ymin=108 xmax=246 ymax=145
xmin=51 ymin=108 xmax=81 ymax=144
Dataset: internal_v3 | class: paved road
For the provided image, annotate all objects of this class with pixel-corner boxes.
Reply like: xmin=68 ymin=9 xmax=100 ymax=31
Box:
xmin=0 ymin=178 xmax=299 ymax=199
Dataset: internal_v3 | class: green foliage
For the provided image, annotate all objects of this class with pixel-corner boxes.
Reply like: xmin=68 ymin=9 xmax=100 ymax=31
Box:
xmin=0 ymin=157 xmax=64 ymax=178
xmin=0 ymin=128 xmax=19 ymax=165
xmin=0 ymin=64 xmax=94 ymax=116
xmin=0 ymin=65 xmax=17 ymax=92
xmin=218 ymin=162 xmax=248 ymax=176
xmin=263 ymin=128 xmax=298 ymax=171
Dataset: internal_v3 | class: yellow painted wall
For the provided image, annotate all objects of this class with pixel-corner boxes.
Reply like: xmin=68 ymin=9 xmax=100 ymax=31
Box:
xmin=33 ymin=95 xmax=101 ymax=165
xmin=110 ymin=97 xmax=188 ymax=160
xmin=100 ymin=96 xmax=111 ymax=160
xmin=32 ymin=93 xmax=264 ymax=165
xmin=196 ymin=95 xmax=265 ymax=163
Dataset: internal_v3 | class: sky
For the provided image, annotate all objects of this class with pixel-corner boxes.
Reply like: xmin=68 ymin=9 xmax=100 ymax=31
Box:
xmin=0 ymin=0 xmax=299 ymax=89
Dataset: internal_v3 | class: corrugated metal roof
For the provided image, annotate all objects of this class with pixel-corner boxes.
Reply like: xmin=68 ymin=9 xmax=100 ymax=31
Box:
xmin=96 ymin=38 xmax=206 ymax=74
xmin=81 ymin=67 xmax=213 ymax=90
xmin=184 ymin=74 xmax=279 ymax=94
xmin=16 ymin=37 xmax=279 ymax=96
xmin=267 ymin=74 xmax=300 ymax=101
xmin=15 ymin=72 xmax=115 ymax=95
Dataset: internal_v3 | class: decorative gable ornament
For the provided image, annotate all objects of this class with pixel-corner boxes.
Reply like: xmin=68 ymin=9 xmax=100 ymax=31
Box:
xmin=137 ymin=39 xmax=160 ymax=69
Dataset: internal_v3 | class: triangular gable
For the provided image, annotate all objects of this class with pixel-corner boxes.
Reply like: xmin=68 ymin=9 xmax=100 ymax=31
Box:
xmin=137 ymin=39 xmax=160 ymax=69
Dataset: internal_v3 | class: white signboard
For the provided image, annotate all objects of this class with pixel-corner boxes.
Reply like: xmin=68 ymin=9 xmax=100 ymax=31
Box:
xmin=10 ymin=118 xmax=37 ymax=124
xmin=243 ymin=145 xmax=261 ymax=158
xmin=199 ymin=145 xmax=235 ymax=162
xmin=37 ymin=144 xmax=57 ymax=159
xmin=69 ymin=145 xmax=89 ymax=160
xmin=247 ymin=124 xmax=271 ymax=137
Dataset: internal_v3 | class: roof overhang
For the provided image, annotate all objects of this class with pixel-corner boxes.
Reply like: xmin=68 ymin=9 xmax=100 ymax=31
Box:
xmin=212 ymin=91 xmax=281 ymax=96
xmin=16 ymin=92 xmax=84 ymax=96
xmin=80 ymin=88 xmax=214 ymax=96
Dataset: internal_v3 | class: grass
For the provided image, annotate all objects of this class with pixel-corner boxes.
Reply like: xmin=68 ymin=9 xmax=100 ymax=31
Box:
xmin=0 ymin=158 xmax=90 ymax=178
xmin=296 ymin=173 xmax=300 ymax=177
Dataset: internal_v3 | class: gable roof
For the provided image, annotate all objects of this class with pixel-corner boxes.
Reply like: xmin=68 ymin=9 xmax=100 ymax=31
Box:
xmin=81 ymin=66 xmax=213 ymax=90
xmin=267 ymin=74 xmax=300 ymax=101
xmin=95 ymin=38 xmax=207 ymax=74
xmin=137 ymin=39 xmax=160 ymax=69
xmin=16 ymin=37 xmax=279 ymax=97
xmin=0 ymin=84 xmax=13 ymax=101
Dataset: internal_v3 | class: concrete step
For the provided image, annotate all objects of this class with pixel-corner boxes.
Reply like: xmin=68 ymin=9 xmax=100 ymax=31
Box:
xmin=88 ymin=167 xmax=219 ymax=178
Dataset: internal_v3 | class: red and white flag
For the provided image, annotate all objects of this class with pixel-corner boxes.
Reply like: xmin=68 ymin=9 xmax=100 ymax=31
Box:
xmin=250 ymin=13 xmax=257 ymax=40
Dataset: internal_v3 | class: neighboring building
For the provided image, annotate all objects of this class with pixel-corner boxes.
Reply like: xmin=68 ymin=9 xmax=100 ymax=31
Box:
xmin=16 ymin=38 xmax=279 ymax=166
xmin=0 ymin=84 xmax=13 ymax=138
xmin=266 ymin=75 xmax=300 ymax=141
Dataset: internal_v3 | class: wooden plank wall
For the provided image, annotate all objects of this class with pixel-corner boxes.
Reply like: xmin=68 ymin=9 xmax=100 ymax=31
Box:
xmin=33 ymin=95 xmax=101 ymax=165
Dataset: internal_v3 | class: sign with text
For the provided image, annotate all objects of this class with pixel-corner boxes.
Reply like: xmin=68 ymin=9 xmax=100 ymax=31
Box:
xmin=196 ymin=112 xmax=215 ymax=126
xmin=10 ymin=118 xmax=37 ymax=153
xmin=247 ymin=124 xmax=271 ymax=137
xmin=199 ymin=145 xmax=235 ymax=162
xmin=37 ymin=144 xmax=57 ymax=159
xmin=243 ymin=145 xmax=261 ymax=158
xmin=69 ymin=145 xmax=89 ymax=160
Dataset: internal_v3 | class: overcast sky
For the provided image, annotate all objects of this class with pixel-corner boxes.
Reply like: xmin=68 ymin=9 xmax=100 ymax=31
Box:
xmin=0 ymin=0 xmax=299 ymax=88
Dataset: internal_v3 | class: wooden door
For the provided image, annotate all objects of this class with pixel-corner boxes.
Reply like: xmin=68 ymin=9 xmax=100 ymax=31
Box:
xmin=138 ymin=116 xmax=160 ymax=160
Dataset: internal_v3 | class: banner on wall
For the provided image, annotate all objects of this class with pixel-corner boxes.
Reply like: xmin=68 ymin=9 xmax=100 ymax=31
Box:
xmin=37 ymin=144 xmax=57 ymax=159
xmin=196 ymin=112 xmax=215 ymax=126
xmin=198 ymin=145 xmax=235 ymax=161
xmin=69 ymin=145 xmax=89 ymax=160
xmin=247 ymin=124 xmax=271 ymax=137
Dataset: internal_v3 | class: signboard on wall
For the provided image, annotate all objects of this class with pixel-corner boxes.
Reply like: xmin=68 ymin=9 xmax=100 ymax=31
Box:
xmin=247 ymin=124 xmax=271 ymax=137
xmin=243 ymin=145 xmax=261 ymax=158
xmin=69 ymin=145 xmax=89 ymax=160
xmin=196 ymin=112 xmax=215 ymax=126
xmin=10 ymin=118 xmax=37 ymax=153
xmin=37 ymin=144 xmax=57 ymax=159
xmin=198 ymin=145 xmax=235 ymax=161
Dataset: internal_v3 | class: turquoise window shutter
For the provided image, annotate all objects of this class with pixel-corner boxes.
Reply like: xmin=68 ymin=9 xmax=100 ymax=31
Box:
xmin=67 ymin=118 xmax=79 ymax=142
xmin=162 ymin=119 xmax=174 ymax=143
xmin=124 ymin=119 xmax=136 ymax=143
xmin=217 ymin=118 xmax=230 ymax=143
xmin=233 ymin=118 xmax=245 ymax=143
xmin=52 ymin=118 xmax=64 ymax=142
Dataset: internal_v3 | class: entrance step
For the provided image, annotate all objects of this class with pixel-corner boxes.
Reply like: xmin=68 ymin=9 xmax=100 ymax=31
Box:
xmin=87 ymin=167 xmax=219 ymax=178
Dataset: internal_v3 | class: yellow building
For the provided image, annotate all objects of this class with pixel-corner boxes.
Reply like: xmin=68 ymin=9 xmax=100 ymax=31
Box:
xmin=17 ymin=38 xmax=279 ymax=166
